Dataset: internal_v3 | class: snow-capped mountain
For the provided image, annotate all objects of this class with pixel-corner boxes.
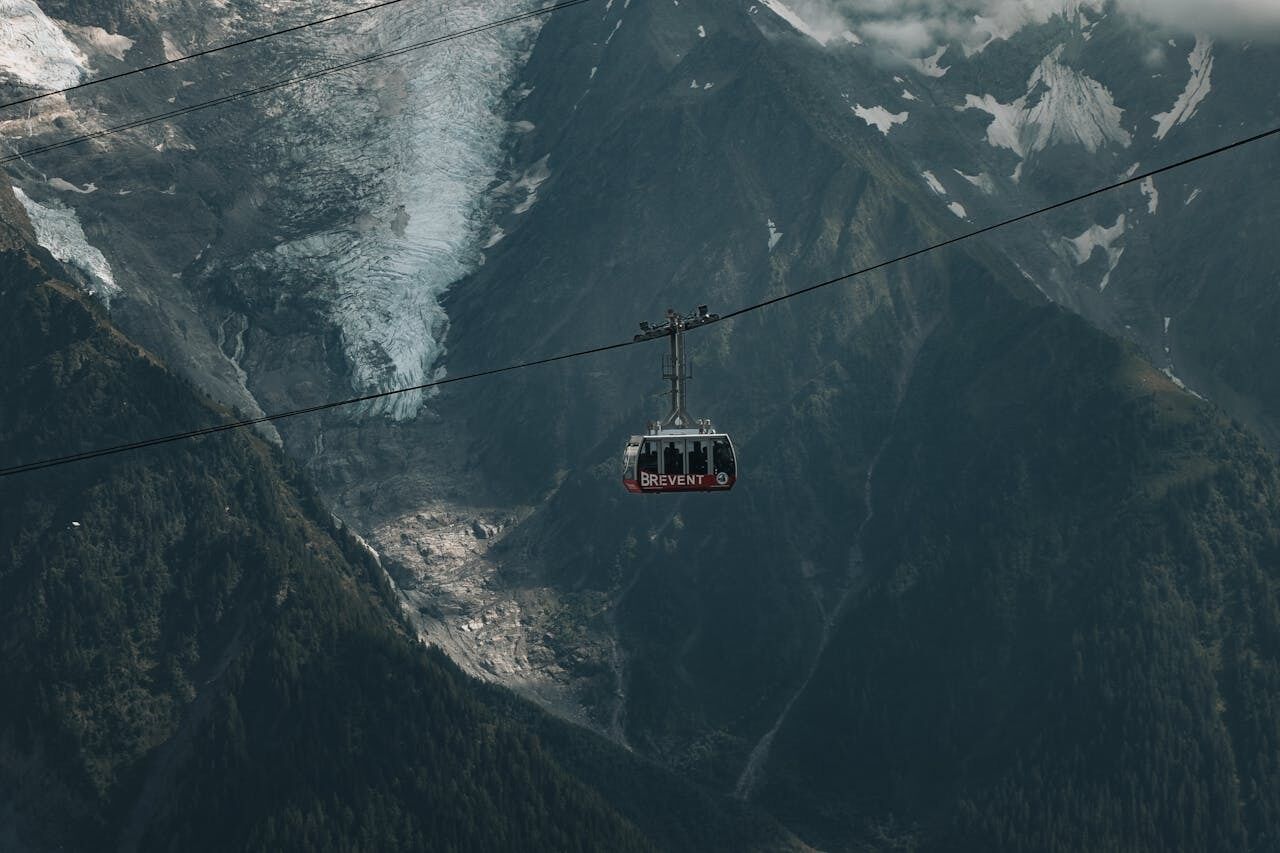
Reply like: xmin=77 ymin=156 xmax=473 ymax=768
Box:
xmin=4 ymin=2 xmax=1280 ymax=849
xmin=749 ymin=0 xmax=1280 ymax=440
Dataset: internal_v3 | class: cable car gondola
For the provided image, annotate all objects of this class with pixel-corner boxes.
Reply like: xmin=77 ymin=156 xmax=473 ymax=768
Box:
xmin=622 ymin=307 xmax=737 ymax=494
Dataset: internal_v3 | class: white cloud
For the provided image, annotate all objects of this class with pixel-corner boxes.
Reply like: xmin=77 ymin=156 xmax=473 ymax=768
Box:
xmin=1116 ymin=0 xmax=1280 ymax=37
xmin=785 ymin=0 xmax=1280 ymax=59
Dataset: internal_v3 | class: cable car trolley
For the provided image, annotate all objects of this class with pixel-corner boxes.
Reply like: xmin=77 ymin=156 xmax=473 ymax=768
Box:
xmin=622 ymin=306 xmax=737 ymax=494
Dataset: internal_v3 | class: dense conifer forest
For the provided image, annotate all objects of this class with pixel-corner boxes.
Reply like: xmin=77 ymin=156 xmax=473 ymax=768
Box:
xmin=0 ymin=201 xmax=795 ymax=851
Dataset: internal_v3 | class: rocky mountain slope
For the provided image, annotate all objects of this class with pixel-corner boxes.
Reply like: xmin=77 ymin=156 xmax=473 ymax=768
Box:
xmin=4 ymin=1 xmax=1280 ymax=850
xmin=0 ymin=179 xmax=796 ymax=851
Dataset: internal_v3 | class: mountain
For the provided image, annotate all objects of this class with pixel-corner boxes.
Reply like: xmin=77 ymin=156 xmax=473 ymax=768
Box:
xmin=0 ymin=180 xmax=797 ymax=851
xmin=3 ymin=1 xmax=1280 ymax=850
xmin=761 ymin=279 xmax=1280 ymax=851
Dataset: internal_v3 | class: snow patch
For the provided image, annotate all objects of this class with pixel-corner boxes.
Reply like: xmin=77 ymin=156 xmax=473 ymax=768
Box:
xmin=160 ymin=32 xmax=183 ymax=62
xmin=947 ymin=201 xmax=969 ymax=220
xmin=960 ymin=45 xmax=1131 ymax=159
xmin=48 ymin=177 xmax=96 ymax=194
xmin=1140 ymin=176 xmax=1158 ymax=214
xmin=1064 ymin=214 xmax=1126 ymax=291
xmin=767 ymin=218 xmax=782 ymax=251
xmin=901 ymin=89 xmax=917 ymax=101
xmin=1153 ymin=36 xmax=1212 ymax=140
xmin=1162 ymin=367 xmax=1204 ymax=399
xmin=969 ymin=0 xmax=1105 ymax=55
xmin=510 ymin=155 xmax=550 ymax=215
xmin=0 ymin=0 xmax=87 ymax=88
xmin=697 ymin=25 xmax=706 ymax=38
xmin=954 ymin=169 xmax=996 ymax=195
xmin=921 ymin=170 xmax=946 ymax=196
xmin=1185 ymin=187 xmax=1201 ymax=205
xmin=853 ymin=104 xmax=908 ymax=135
xmin=758 ymin=0 xmax=829 ymax=45
xmin=13 ymin=187 xmax=119 ymax=302
xmin=909 ymin=45 xmax=950 ymax=78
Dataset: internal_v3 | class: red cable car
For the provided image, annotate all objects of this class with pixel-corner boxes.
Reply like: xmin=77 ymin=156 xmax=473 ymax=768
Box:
xmin=621 ymin=307 xmax=738 ymax=494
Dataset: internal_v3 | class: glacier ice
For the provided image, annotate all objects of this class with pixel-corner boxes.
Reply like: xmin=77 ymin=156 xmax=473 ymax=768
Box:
xmin=231 ymin=2 xmax=547 ymax=422
xmin=0 ymin=0 xmax=87 ymax=88
xmin=13 ymin=187 xmax=119 ymax=302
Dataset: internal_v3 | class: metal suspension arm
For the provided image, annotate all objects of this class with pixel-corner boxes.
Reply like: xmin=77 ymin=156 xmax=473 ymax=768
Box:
xmin=633 ymin=305 xmax=719 ymax=430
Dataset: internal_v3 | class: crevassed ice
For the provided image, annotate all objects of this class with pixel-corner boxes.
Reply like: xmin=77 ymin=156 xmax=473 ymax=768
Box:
xmin=1153 ymin=36 xmax=1213 ymax=141
xmin=0 ymin=0 xmax=87 ymax=88
xmin=252 ymin=3 xmax=544 ymax=421
xmin=960 ymin=45 xmax=1130 ymax=159
xmin=13 ymin=187 xmax=119 ymax=302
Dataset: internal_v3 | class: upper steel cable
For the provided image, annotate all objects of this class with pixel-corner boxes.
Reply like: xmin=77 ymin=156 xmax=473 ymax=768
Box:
xmin=0 ymin=0 xmax=422 ymax=112
xmin=0 ymin=0 xmax=595 ymax=166
xmin=2 ymin=123 xmax=1275 ymax=478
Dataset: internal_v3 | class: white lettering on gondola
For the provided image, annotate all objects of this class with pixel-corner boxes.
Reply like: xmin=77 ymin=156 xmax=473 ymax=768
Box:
xmin=640 ymin=472 xmax=716 ymax=488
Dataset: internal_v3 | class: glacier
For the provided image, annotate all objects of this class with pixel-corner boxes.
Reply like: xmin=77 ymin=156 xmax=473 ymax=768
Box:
xmin=228 ymin=2 xmax=547 ymax=421
xmin=13 ymin=186 xmax=119 ymax=302
xmin=0 ymin=0 xmax=86 ymax=89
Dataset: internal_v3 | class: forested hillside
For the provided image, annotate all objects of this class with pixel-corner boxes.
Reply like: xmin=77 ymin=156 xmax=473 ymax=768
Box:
xmin=0 ymin=185 xmax=790 ymax=852
xmin=763 ymin=284 xmax=1280 ymax=852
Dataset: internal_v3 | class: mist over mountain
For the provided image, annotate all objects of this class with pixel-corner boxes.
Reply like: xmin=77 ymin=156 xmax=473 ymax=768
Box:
xmin=3 ymin=0 xmax=1280 ymax=850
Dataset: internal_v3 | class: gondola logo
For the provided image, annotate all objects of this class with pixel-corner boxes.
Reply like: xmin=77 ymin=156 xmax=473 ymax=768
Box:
xmin=641 ymin=472 xmax=710 ymax=488
xmin=716 ymin=471 xmax=729 ymax=486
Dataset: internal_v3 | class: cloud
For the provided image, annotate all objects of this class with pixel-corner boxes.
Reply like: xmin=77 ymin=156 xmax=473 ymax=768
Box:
xmin=1116 ymin=0 xmax=1280 ymax=37
xmin=785 ymin=0 xmax=1280 ymax=57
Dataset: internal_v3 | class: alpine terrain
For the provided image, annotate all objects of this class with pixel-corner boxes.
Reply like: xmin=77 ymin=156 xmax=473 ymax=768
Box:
xmin=2 ymin=0 xmax=1279 ymax=850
